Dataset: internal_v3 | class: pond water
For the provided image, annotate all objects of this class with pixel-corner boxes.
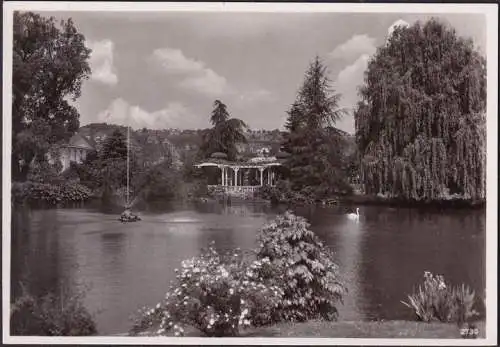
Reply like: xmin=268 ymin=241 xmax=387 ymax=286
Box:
xmin=10 ymin=201 xmax=486 ymax=335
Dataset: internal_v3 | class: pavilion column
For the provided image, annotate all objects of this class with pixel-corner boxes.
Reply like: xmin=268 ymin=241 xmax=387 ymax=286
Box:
xmin=259 ymin=168 xmax=264 ymax=186
xmin=234 ymin=167 xmax=239 ymax=187
xmin=221 ymin=166 xmax=224 ymax=186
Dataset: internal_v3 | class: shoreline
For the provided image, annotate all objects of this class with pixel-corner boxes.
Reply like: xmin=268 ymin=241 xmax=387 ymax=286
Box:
xmin=338 ymin=194 xmax=486 ymax=209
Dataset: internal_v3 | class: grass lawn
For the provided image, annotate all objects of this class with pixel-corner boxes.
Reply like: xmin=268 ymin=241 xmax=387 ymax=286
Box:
xmin=132 ymin=320 xmax=486 ymax=339
xmin=240 ymin=320 xmax=486 ymax=339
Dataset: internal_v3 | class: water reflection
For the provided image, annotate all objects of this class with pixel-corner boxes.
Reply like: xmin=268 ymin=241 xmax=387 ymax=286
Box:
xmin=10 ymin=202 xmax=485 ymax=334
xmin=358 ymin=207 xmax=486 ymax=321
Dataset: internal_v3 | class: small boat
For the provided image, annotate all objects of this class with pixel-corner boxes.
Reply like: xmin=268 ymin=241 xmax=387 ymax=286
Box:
xmin=119 ymin=209 xmax=141 ymax=223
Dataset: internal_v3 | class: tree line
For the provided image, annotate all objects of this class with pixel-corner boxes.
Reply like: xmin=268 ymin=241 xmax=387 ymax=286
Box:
xmin=11 ymin=11 xmax=486 ymax=205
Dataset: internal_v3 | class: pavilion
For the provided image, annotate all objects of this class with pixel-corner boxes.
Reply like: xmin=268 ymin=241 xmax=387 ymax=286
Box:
xmin=194 ymin=152 xmax=288 ymax=196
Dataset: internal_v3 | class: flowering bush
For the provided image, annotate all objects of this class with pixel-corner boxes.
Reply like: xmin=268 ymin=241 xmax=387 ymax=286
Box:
xmin=130 ymin=243 xmax=284 ymax=337
xmin=255 ymin=211 xmax=346 ymax=322
xmin=402 ymin=271 xmax=478 ymax=324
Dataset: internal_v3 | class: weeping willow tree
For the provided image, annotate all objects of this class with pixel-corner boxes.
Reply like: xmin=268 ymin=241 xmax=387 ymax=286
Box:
xmin=355 ymin=18 xmax=486 ymax=202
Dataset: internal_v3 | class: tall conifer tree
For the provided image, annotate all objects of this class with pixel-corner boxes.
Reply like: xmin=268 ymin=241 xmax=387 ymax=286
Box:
xmin=282 ymin=56 xmax=349 ymax=197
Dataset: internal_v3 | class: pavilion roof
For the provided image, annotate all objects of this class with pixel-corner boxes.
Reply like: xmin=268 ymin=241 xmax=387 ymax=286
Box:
xmin=194 ymin=157 xmax=284 ymax=168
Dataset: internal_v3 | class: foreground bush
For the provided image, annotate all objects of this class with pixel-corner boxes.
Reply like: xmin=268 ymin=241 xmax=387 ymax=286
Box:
xmin=255 ymin=211 xmax=346 ymax=322
xmin=401 ymin=271 xmax=479 ymax=325
xmin=131 ymin=212 xmax=345 ymax=336
xmin=130 ymin=243 xmax=284 ymax=337
xmin=10 ymin=284 xmax=97 ymax=336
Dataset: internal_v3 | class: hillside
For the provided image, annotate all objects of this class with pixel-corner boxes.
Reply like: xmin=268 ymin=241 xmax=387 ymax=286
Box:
xmin=78 ymin=123 xmax=353 ymax=164
xmin=78 ymin=123 xmax=181 ymax=167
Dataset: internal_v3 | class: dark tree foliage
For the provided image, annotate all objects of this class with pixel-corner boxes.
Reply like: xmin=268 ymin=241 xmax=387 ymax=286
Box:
xmin=133 ymin=159 xmax=183 ymax=202
xmin=210 ymin=99 xmax=230 ymax=126
xmin=355 ymin=18 xmax=486 ymax=201
xmin=101 ymin=130 xmax=128 ymax=160
xmin=199 ymin=100 xmax=248 ymax=161
xmin=12 ymin=12 xmax=92 ymax=181
xmin=282 ymin=56 xmax=350 ymax=197
xmin=74 ymin=130 xmax=140 ymax=194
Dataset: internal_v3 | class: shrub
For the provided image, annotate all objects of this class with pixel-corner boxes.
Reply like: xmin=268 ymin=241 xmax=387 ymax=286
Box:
xmin=24 ymin=181 xmax=91 ymax=205
xmin=11 ymin=182 xmax=30 ymax=205
xmin=401 ymin=271 xmax=479 ymax=325
xmin=130 ymin=243 xmax=284 ymax=337
xmin=257 ymin=181 xmax=334 ymax=205
xmin=254 ymin=211 xmax=346 ymax=322
xmin=185 ymin=179 xmax=209 ymax=200
xmin=10 ymin=284 xmax=97 ymax=336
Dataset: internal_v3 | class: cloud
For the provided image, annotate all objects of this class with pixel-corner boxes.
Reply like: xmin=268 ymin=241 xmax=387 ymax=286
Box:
xmin=329 ymin=34 xmax=377 ymax=61
xmin=387 ymin=19 xmax=410 ymax=38
xmin=96 ymin=98 xmax=204 ymax=130
xmin=87 ymin=40 xmax=118 ymax=85
xmin=151 ymin=48 xmax=230 ymax=97
xmin=180 ymin=69 xmax=230 ymax=97
xmin=151 ymin=48 xmax=205 ymax=74
xmin=335 ymin=54 xmax=370 ymax=108
xmin=332 ymin=54 xmax=371 ymax=133
xmin=237 ymin=89 xmax=275 ymax=104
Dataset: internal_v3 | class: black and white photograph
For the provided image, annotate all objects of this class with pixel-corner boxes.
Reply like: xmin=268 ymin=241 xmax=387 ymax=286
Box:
xmin=2 ymin=2 xmax=497 ymax=345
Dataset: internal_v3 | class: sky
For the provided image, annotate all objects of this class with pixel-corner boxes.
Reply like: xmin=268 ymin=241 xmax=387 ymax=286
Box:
xmin=39 ymin=10 xmax=486 ymax=134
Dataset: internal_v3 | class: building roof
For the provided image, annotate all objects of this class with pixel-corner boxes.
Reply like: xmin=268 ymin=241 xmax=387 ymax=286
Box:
xmin=65 ymin=133 xmax=95 ymax=150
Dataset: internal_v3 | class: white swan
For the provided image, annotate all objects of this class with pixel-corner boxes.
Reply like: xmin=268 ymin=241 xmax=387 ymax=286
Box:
xmin=347 ymin=208 xmax=360 ymax=221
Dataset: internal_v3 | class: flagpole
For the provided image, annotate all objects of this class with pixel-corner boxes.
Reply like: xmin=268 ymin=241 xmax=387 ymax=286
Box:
xmin=127 ymin=124 xmax=130 ymax=207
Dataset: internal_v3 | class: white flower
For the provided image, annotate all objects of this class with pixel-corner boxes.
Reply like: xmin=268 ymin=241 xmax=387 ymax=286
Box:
xmin=209 ymin=318 xmax=215 ymax=325
xmin=243 ymin=319 xmax=251 ymax=325
xmin=156 ymin=303 xmax=161 ymax=309
xmin=174 ymin=331 xmax=180 ymax=336
xmin=229 ymin=288 xmax=234 ymax=295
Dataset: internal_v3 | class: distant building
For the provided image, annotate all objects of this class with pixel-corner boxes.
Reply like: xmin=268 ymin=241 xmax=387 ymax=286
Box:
xmin=53 ymin=133 xmax=96 ymax=172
